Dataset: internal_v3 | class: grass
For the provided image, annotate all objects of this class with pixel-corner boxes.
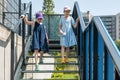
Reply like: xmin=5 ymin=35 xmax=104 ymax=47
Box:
xmin=49 ymin=52 xmax=80 ymax=80
xmin=62 ymin=73 xmax=79 ymax=79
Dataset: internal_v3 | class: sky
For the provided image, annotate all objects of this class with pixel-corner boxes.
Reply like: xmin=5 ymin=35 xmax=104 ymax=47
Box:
xmin=22 ymin=0 xmax=120 ymax=16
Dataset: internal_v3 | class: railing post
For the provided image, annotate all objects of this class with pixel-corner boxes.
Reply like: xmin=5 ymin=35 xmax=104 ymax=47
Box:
xmin=29 ymin=4 xmax=32 ymax=35
xmin=22 ymin=3 xmax=26 ymax=65
xmin=11 ymin=31 xmax=14 ymax=80
xmin=84 ymin=30 xmax=89 ymax=80
xmin=2 ymin=12 xmax=5 ymax=24
xmin=28 ymin=4 xmax=32 ymax=36
xmin=104 ymin=47 xmax=114 ymax=80
xmin=93 ymin=26 xmax=98 ymax=80
xmin=19 ymin=0 xmax=21 ymax=35
xmin=48 ymin=15 xmax=50 ymax=39
xmin=89 ymin=24 xmax=93 ymax=80
xmin=97 ymin=32 xmax=104 ymax=80
xmin=22 ymin=19 xmax=25 ymax=65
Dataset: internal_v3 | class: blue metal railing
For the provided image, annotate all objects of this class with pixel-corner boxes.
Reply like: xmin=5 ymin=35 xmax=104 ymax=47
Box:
xmin=72 ymin=1 xmax=120 ymax=80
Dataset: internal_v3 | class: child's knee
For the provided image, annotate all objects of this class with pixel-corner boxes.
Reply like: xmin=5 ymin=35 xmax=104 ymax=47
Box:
xmin=40 ymin=51 xmax=44 ymax=53
xmin=61 ymin=46 xmax=65 ymax=49
xmin=66 ymin=47 xmax=69 ymax=50
xmin=34 ymin=49 xmax=38 ymax=53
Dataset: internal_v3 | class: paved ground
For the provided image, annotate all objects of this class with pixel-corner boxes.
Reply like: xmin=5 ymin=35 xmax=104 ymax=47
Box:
xmin=23 ymin=53 xmax=54 ymax=79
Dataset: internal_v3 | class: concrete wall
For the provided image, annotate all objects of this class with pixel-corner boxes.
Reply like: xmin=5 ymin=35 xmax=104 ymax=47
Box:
xmin=0 ymin=24 xmax=22 ymax=80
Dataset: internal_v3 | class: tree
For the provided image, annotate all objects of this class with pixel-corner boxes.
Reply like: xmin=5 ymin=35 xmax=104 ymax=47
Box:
xmin=115 ymin=40 xmax=120 ymax=50
xmin=42 ymin=0 xmax=55 ymax=14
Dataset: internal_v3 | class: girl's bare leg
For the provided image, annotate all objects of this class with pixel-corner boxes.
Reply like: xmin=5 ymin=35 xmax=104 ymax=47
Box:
xmin=66 ymin=47 xmax=70 ymax=59
xmin=34 ymin=50 xmax=39 ymax=65
xmin=65 ymin=47 xmax=70 ymax=62
xmin=61 ymin=46 xmax=65 ymax=63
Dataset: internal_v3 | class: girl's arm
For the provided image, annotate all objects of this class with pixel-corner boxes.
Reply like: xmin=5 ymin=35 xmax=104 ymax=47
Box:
xmin=44 ymin=26 xmax=49 ymax=44
xmin=21 ymin=15 xmax=34 ymax=26
xmin=46 ymin=33 xmax=49 ymax=44
xmin=73 ymin=18 xmax=79 ymax=28
xmin=58 ymin=17 xmax=64 ymax=35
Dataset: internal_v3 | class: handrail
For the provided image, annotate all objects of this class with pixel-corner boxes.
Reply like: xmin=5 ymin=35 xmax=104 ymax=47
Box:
xmin=93 ymin=17 xmax=120 ymax=56
xmin=93 ymin=16 xmax=120 ymax=74
xmin=73 ymin=1 xmax=120 ymax=79
xmin=74 ymin=1 xmax=86 ymax=32
xmin=11 ymin=1 xmax=32 ymax=33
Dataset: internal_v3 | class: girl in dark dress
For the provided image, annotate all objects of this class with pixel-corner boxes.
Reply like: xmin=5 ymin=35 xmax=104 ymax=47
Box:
xmin=21 ymin=13 xmax=49 ymax=71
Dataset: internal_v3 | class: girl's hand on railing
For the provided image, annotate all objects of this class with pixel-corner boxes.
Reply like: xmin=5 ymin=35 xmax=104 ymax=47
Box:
xmin=47 ymin=39 xmax=49 ymax=44
xmin=20 ymin=15 xmax=25 ymax=19
xmin=76 ymin=17 xmax=80 ymax=22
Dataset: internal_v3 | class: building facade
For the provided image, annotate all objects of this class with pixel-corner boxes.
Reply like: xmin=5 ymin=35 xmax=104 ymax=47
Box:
xmin=100 ymin=15 xmax=116 ymax=40
xmin=83 ymin=11 xmax=92 ymax=26
xmin=116 ymin=13 xmax=120 ymax=40
xmin=75 ymin=11 xmax=119 ymax=41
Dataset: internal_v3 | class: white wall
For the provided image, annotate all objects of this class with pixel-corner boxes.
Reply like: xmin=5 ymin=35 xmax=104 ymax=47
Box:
xmin=0 ymin=24 xmax=22 ymax=80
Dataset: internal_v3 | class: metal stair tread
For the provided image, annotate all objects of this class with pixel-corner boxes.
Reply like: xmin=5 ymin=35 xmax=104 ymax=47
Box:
xmin=48 ymin=44 xmax=60 ymax=46
xmin=49 ymin=39 xmax=60 ymax=41
xmin=20 ymin=79 xmax=78 ymax=80
xmin=49 ymin=49 xmax=75 ymax=52
xmin=22 ymin=70 xmax=79 ymax=73
xmin=25 ymin=62 xmax=79 ymax=65
xmin=26 ymin=55 xmax=78 ymax=58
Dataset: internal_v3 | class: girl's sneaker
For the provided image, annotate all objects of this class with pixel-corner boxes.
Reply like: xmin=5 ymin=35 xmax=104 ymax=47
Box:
xmin=35 ymin=65 xmax=39 ymax=71
xmin=39 ymin=58 xmax=43 ymax=64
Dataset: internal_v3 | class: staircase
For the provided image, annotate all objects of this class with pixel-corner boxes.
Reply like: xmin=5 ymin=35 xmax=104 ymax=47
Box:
xmin=1 ymin=0 xmax=120 ymax=80
xmin=21 ymin=39 xmax=80 ymax=80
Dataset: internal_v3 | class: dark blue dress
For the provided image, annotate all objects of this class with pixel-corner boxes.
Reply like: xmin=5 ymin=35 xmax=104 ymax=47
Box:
xmin=32 ymin=21 xmax=49 ymax=53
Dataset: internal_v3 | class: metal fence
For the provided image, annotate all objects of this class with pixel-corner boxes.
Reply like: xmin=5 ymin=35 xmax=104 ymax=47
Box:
xmin=43 ymin=14 xmax=64 ymax=40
